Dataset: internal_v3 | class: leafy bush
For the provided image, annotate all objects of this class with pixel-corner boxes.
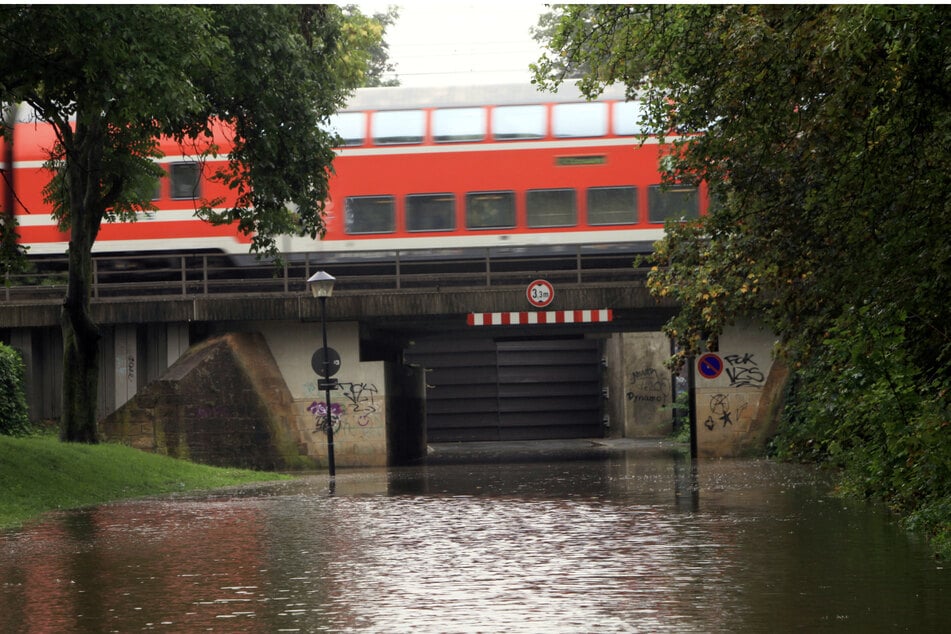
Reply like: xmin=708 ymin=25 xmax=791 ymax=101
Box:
xmin=772 ymin=306 xmax=951 ymax=559
xmin=0 ymin=343 xmax=31 ymax=436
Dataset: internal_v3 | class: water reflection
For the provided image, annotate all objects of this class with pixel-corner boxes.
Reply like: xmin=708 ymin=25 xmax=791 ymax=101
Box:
xmin=1 ymin=440 xmax=947 ymax=633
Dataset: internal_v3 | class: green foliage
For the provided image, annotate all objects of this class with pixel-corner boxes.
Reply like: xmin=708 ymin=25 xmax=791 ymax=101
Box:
xmin=774 ymin=305 xmax=951 ymax=558
xmin=534 ymin=5 xmax=951 ymax=555
xmin=660 ymin=385 xmax=691 ymax=443
xmin=341 ymin=4 xmax=401 ymax=87
xmin=0 ymin=343 xmax=30 ymax=436
xmin=0 ymin=434 xmax=289 ymax=529
xmin=0 ymin=5 xmax=388 ymax=441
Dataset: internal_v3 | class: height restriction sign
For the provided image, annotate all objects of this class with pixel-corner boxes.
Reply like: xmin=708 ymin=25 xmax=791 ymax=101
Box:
xmin=526 ymin=279 xmax=554 ymax=308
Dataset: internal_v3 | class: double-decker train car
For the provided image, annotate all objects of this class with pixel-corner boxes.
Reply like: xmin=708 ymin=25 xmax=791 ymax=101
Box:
xmin=3 ymin=83 xmax=706 ymax=259
xmin=2 ymin=110 xmax=246 ymax=257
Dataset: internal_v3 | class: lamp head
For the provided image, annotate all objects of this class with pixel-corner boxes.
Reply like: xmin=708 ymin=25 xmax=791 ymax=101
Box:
xmin=307 ymin=271 xmax=335 ymax=298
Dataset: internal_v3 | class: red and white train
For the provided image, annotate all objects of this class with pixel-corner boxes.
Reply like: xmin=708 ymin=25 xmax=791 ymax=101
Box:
xmin=3 ymin=83 xmax=707 ymax=259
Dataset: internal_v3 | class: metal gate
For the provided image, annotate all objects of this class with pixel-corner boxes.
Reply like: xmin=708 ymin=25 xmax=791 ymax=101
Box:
xmin=405 ymin=337 xmax=604 ymax=442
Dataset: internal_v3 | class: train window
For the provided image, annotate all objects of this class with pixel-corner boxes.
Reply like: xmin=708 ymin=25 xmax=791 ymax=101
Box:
xmin=465 ymin=191 xmax=516 ymax=229
xmin=648 ymin=185 xmax=699 ymax=223
xmin=406 ymin=194 xmax=455 ymax=232
xmin=432 ymin=107 xmax=485 ymax=143
xmin=491 ymin=105 xmax=546 ymax=140
xmin=327 ymin=112 xmax=365 ymax=146
xmin=170 ymin=163 xmax=201 ymax=199
xmin=587 ymin=187 xmax=638 ymax=225
xmin=345 ymin=196 xmax=395 ymax=234
xmin=613 ymin=101 xmax=649 ymax=136
xmin=552 ymin=103 xmax=608 ymax=138
xmin=372 ymin=110 xmax=425 ymax=145
xmin=526 ymin=189 xmax=577 ymax=228
xmin=151 ymin=178 xmax=161 ymax=201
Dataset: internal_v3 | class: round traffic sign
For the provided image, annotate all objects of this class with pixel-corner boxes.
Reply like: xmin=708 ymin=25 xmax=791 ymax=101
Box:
xmin=312 ymin=347 xmax=341 ymax=377
xmin=697 ymin=353 xmax=723 ymax=379
xmin=526 ymin=279 xmax=554 ymax=308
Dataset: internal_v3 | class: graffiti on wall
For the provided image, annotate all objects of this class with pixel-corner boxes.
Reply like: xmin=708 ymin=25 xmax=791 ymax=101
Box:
xmin=723 ymin=353 xmax=765 ymax=388
xmin=626 ymin=367 xmax=670 ymax=404
xmin=304 ymin=379 xmax=381 ymax=431
xmin=194 ymin=405 xmax=233 ymax=420
xmin=309 ymin=401 xmax=343 ymax=435
xmin=338 ymin=382 xmax=380 ymax=427
xmin=702 ymin=393 xmax=750 ymax=431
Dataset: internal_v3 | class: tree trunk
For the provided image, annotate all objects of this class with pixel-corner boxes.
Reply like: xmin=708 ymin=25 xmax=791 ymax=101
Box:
xmin=60 ymin=310 xmax=100 ymax=442
xmin=60 ymin=227 xmax=101 ymax=443
xmin=58 ymin=115 xmax=105 ymax=443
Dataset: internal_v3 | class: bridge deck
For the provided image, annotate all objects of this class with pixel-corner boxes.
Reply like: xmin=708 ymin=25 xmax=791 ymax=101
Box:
xmin=0 ymin=244 xmax=674 ymax=332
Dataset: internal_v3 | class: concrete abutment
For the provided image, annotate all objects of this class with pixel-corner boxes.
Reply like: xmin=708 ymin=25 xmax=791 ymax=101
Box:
xmin=5 ymin=315 xmax=784 ymax=466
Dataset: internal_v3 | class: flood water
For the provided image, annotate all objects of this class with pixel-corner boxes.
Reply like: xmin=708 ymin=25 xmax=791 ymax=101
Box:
xmin=1 ymin=440 xmax=947 ymax=633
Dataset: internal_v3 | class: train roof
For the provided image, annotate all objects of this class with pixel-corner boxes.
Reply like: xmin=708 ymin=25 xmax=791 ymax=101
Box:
xmin=3 ymin=83 xmax=632 ymax=130
xmin=342 ymin=82 xmax=631 ymax=112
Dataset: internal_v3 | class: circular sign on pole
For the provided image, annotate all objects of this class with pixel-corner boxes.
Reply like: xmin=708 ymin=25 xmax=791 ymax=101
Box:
xmin=697 ymin=353 xmax=723 ymax=379
xmin=312 ymin=347 xmax=341 ymax=377
xmin=526 ymin=279 xmax=554 ymax=308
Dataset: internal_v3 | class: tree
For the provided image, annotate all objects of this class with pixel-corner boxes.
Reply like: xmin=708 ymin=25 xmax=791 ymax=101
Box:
xmin=530 ymin=5 xmax=596 ymax=81
xmin=342 ymin=4 xmax=401 ymax=87
xmin=533 ymin=5 xmax=951 ymax=552
xmin=0 ymin=5 xmax=385 ymax=442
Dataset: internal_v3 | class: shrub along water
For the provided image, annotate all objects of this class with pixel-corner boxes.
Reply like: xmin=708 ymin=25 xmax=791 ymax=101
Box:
xmin=771 ymin=307 xmax=951 ymax=560
xmin=0 ymin=343 xmax=30 ymax=437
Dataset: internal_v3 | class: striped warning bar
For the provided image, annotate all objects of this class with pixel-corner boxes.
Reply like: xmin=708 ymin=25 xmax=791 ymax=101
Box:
xmin=467 ymin=309 xmax=614 ymax=326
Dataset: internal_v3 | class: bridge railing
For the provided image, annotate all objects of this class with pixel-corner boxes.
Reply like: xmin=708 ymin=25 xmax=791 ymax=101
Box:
xmin=2 ymin=243 xmax=654 ymax=302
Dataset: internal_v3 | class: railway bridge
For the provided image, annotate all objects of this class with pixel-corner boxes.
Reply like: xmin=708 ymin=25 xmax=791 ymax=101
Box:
xmin=0 ymin=245 xmax=783 ymax=468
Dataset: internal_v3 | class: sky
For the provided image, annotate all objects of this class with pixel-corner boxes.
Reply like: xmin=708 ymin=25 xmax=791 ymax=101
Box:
xmin=361 ymin=2 xmax=550 ymax=86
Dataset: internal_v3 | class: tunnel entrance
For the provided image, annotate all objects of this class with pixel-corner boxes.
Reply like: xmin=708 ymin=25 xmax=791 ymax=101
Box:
xmin=404 ymin=337 xmax=605 ymax=442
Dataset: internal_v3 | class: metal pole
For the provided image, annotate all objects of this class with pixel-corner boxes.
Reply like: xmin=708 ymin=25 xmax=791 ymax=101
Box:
xmin=321 ymin=295 xmax=336 ymax=477
xmin=687 ymin=354 xmax=698 ymax=460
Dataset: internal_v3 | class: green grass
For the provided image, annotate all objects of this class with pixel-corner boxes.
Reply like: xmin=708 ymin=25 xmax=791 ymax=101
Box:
xmin=0 ymin=434 xmax=291 ymax=530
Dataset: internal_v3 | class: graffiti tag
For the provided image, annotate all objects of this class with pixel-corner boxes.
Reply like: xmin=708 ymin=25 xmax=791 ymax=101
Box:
xmin=703 ymin=393 xmax=750 ymax=431
xmin=338 ymin=382 xmax=380 ymax=427
xmin=723 ymin=353 xmax=765 ymax=388
xmin=626 ymin=367 xmax=670 ymax=404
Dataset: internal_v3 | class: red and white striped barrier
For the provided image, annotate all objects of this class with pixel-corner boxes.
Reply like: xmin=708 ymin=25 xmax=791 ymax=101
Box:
xmin=467 ymin=309 xmax=613 ymax=326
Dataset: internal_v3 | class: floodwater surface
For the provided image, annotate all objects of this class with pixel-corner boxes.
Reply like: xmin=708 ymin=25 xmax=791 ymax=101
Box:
xmin=1 ymin=440 xmax=947 ymax=633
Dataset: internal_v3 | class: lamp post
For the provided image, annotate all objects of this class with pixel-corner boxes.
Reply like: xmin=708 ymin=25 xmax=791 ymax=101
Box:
xmin=307 ymin=271 xmax=336 ymax=478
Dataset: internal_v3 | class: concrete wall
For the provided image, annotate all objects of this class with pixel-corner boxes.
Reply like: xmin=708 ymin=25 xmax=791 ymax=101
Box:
xmin=210 ymin=320 xmax=389 ymax=468
xmin=8 ymin=316 xmax=783 ymax=461
xmin=694 ymin=320 xmax=778 ymax=457
xmin=621 ymin=331 xmax=674 ymax=437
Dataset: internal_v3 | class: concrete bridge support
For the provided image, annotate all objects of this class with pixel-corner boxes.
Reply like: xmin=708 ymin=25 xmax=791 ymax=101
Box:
xmin=691 ymin=320 xmax=784 ymax=457
xmin=603 ymin=322 xmax=784 ymax=457
xmin=3 ymin=310 xmax=784 ymax=465
xmin=603 ymin=331 xmax=677 ymax=438
xmin=96 ymin=319 xmax=427 ymax=469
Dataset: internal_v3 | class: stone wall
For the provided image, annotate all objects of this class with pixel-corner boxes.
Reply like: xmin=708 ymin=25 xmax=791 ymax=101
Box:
xmin=101 ymin=332 xmax=315 ymax=470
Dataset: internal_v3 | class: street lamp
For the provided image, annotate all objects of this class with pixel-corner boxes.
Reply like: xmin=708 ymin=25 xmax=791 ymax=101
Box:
xmin=307 ymin=271 xmax=336 ymax=477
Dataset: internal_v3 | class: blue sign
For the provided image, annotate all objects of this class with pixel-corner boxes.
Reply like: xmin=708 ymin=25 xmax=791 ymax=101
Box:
xmin=697 ymin=353 xmax=723 ymax=379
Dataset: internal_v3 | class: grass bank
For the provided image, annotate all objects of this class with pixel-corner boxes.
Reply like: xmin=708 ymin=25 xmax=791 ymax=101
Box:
xmin=0 ymin=434 xmax=291 ymax=530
